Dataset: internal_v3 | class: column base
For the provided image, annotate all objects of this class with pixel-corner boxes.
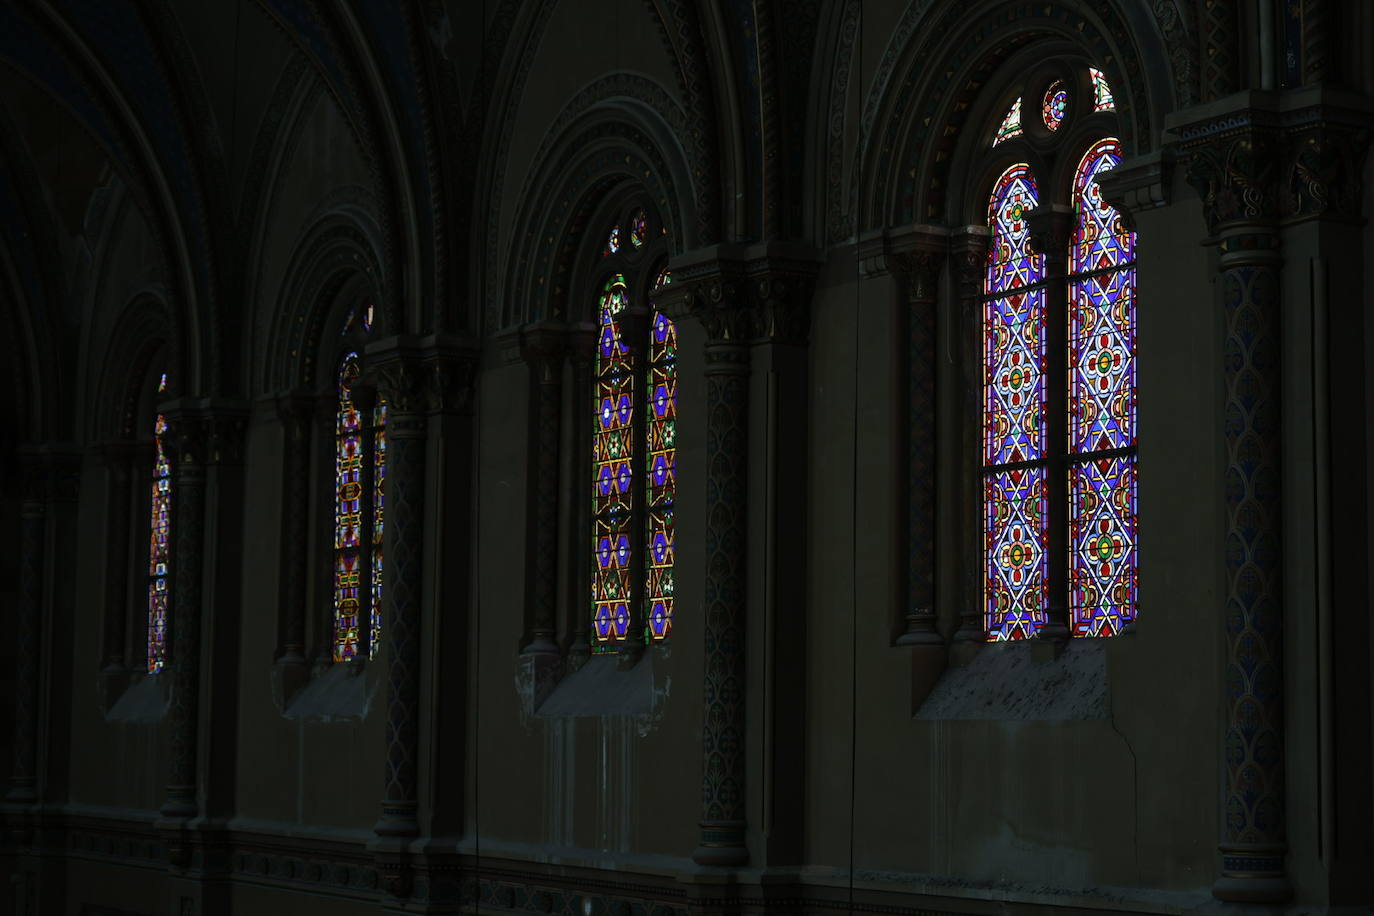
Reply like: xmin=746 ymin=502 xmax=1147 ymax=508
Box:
xmin=1212 ymin=846 xmax=1291 ymax=903
xmin=160 ymin=788 xmax=197 ymax=820
xmin=375 ymin=801 xmax=420 ymax=838
xmin=693 ymin=820 xmax=748 ymax=866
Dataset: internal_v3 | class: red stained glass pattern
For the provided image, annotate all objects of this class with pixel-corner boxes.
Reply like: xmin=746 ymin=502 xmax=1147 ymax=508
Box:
xmin=993 ymin=97 xmax=1023 ymax=146
xmin=644 ymin=306 xmax=677 ymax=640
xmin=146 ymin=371 xmax=171 ymax=673
xmin=333 ymin=353 xmax=363 ymax=660
xmin=1071 ymin=139 xmax=1133 ymax=274
xmin=985 ymin=467 xmax=1047 ymax=641
xmin=1089 ymin=67 xmax=1115 ymax=112
xmin=592 ymin=275 xmax=634 ymax=649
xmin=1042 ymin=81 xmax=1068 ymax=131
xmin=1070 ymin=456 xmax=1137 ymax=636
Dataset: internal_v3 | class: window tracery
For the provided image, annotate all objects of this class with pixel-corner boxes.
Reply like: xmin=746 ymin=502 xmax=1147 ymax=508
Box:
xmin=979 ymin=66 xmax=1136 ymax=641
xmin=590 ymin=210 xmax=676 ymax=651
xmin=332 ymin=308 xmax=387 ymax=662
xmin=146 ymin=371 xmax=171 ymax=673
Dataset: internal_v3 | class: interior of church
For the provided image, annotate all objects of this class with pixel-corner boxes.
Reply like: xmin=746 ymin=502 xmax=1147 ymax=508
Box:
xmin=0 ymin=1 xmax=1371 ymax=913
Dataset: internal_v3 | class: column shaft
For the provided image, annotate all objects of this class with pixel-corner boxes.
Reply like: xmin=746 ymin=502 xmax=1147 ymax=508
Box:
xmin=164 ymin=418 xmax=206 ymax=819
xmin=694 ymin=340 xmax=750 ymax=865
xmin=1214 ymin=229 xmax=1289 ymax=901
xmin=375 ymin=366 xmax=426 ymax=838
xmin=8 ymin=463 xmax=45 ymax=803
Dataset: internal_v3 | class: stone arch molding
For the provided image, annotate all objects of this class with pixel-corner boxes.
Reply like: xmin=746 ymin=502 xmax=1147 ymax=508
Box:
xmin=497 ymin=74 xmax=700 ymax=330
xmin=88 ymin=292 xmax=175 ymax=443
xmin=840 ymin=0 xmax=1178 ymax=236
xmin=261 ymin=197 xmax=388 ymax=395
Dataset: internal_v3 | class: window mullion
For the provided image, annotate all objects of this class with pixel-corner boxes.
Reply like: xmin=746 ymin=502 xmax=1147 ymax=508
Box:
xmin=1028 ymin=205 xmax=1074 ymax=644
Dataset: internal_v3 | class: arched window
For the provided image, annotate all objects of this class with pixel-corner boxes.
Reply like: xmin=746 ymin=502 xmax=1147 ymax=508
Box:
xmin=590 ymin=209 xmax=676 ymax=652
xmin=146 ymin=371 xmax=171 ymax=673
xmin=981 ymin=67 xmax=1136 ymax=641
xmin=332 ymin=305 xmax=387 ymax=661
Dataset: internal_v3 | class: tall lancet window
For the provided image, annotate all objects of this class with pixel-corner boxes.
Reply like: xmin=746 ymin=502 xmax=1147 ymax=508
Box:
xmin=146 ymin=371 xmax=172 ymax=673
xmin=1067 ymin=138 xmax=1137 ymax=636
xmin=590 ymin=209 xmax=675 ymax=651
xmin=981 ymin=66 xmax=1137 ymax=641
xmin=332 ymin=306 xmax=387 ymax=661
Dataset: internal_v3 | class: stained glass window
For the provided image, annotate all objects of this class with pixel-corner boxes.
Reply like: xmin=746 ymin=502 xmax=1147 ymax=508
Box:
xmin=1068 ymin=138 xmax=1136 ymax=636
xmin=589 ymin=212 xmax=676 ymax=652
xmin=983 ymin=164 xmax=1047 ymax=641
xmin=630 ymin=210 xmax=647 ymax=249
xmin=979 ymin=119 xmax=1136 ymax=640
xmin=146 ymin=371 xmax=171 ymax=673
xmin=644 ymin=282 xmax=677 ymax=640
xmin=604 ymin=225 xmax=622 ymax=257
xmin=333 ymin=350 xmax=388 ymax=661
xmin=592 ymin=274 xmax=635 ymax=649
xmin=993 ymin=97 xmax=1023 ymax=146
xmin=1089 ymin=67 xmax=1115 ymax=112
xmin=1042 ymin=81 xmax=1068 ymax=131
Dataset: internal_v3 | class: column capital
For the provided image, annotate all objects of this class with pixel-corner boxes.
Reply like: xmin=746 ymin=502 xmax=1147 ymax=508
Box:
xmin=949 ymin=227 xmax=990 ymax=306
xmin=1026 ymin=205 xmax=1074 ymax=258
xmin=89 ymin=439 xmax=147 ymax=475
xmin=655 ymin=243 xmax=822 ymax=346
xmin=1168 ymin=89 xmax=1374 ymax=232
xmin=517 ymin=320 xmax=569 ymax=382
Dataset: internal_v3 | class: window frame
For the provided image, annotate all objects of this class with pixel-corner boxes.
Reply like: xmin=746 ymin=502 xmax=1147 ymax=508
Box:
xmin=582 ymin=200 xmax=675 ymax=656
xmin=972 ymin=62 xmax=1138 ymax=643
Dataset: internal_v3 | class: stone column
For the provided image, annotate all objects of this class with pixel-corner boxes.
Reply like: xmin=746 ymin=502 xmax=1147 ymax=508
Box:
xmin=519 ymin=322 xmax=567 ymax=658
xmin=949 ymin=229 xmax=990 ymax=646
xmin=162 ymin=410 xmax=206 ymax=823
xmin=564 ymin=323 xmax=598 ymax=669
xmin=96 ymin=441 xmax=142 ymax=691
xmin=372 ymin=350 xmax=427 ymax=842
xmin=1183 ymin=126 xmax=1290 ymax=903
xmin=8 ymin=452 xmax=46 ymax=804
xmin=669 ymin=266 xmax=751 ymax=866
xmin=275 ymin=393 xmax=313 ymax=687
xmin=894 ymin=243 xmax=945 ymax=646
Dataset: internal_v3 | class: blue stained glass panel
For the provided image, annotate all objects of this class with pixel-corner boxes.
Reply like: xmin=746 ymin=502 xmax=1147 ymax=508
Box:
xmin=985 ymin=466 xmax=1047 ymax=641
xmin=1070 ymin=456 xmax=1137 ymax=636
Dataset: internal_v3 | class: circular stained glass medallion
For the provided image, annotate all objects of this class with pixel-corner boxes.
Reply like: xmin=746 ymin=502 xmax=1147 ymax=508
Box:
xmin=1042 ymin=81 xmax=1068 ymax=131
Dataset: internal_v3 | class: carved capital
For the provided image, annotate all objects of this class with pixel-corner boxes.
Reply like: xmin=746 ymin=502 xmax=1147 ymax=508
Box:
xmin=373 ymin=360 xmax=426 ymax=416
xmin=1283 ymin=120 xmax=1371 ymax=222
xmin=949 ymin=228 xmax=990 ymax=306
xmin=747 ymin=265 xmax=815 ymax=344
xmin=1184 ymin=130 xmax=1283 ymax=233
xmin=565 ymin=321 xmax=599 ymax=371
xmin=518 ymin=321 xmax=568 ymax=385
xmin=1026 ymin=205 xmax=1074 ymax=260
xmin=892 ymin=248 xmax=945 ymax=304
xmin=275 ymin=390 xmax=316 ymax=442
xmin=90 ymin=440 xmax=145 ymax=481
xmin=424 ymin=354 xmax=477 ymax=414
xmin=203 ymin=407 xmax=249 ymax=466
